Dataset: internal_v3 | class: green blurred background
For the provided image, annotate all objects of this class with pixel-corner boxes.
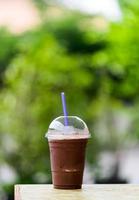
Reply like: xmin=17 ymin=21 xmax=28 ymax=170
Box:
xmin=0 ymin=0 xmax=139 ymax=199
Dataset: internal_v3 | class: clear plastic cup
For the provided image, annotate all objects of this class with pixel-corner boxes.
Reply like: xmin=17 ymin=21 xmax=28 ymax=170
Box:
xmin=45 ymin=116 xmax=90 ymax=189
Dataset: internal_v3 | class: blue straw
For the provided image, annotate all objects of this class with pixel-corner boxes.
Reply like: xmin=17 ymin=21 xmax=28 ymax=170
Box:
xmin=61 ymin=92 xmax=68 ymax=126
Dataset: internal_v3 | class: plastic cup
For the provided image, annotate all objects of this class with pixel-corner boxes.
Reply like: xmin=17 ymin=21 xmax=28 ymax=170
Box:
xmin=45 ymin=116 xmax=90 ymax=189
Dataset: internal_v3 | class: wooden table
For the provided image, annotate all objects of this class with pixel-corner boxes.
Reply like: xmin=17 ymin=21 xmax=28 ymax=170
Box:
xmin=15 ymin=184 xmax=139 ymax=200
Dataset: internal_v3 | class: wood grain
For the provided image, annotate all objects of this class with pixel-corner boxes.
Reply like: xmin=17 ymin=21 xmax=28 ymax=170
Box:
xmin=14 ymin=185 xmax=21 ymax=200
xmin=14 ymin=184 xmax=139 ymax=200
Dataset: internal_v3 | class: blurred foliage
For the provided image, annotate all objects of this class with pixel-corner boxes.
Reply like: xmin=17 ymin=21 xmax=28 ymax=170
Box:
xmin=0 ymin=0 xmax=139 ymax=195
xmin=0 ymin=14 xmax=104 ymax=185
xmin=33 ymin=0 xmax=48 ymax=12
xmin=0 ymin=29 xmax=18 ymax=87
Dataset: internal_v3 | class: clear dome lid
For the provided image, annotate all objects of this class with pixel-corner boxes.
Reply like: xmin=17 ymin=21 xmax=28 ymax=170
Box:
xmin=46 ymin=116 xmax=90 ymax=140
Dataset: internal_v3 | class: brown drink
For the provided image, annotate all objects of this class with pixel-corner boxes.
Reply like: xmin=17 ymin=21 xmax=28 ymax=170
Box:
xmin=46 ymin=116 xmax=90 ymax=189
xmin=49 ymin=138 xmax=87 ymax=189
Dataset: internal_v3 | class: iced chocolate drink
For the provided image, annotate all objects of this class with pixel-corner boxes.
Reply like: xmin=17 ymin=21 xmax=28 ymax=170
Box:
xmin=46 ymin=116 xmax=90 ymax=189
